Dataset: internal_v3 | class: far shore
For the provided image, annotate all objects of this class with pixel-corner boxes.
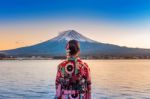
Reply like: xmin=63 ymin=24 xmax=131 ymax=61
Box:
xmin=0 ymin=57 xmax=150 ymax=60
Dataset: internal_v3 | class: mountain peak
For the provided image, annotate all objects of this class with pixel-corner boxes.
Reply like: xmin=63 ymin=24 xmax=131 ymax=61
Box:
xmin=51 ymin=30 xmax=95 ymax=42
xmin=59 ymin=30 xmax=80 ymax=36
xmin=63 ymin=30 xmax=77 ymax=34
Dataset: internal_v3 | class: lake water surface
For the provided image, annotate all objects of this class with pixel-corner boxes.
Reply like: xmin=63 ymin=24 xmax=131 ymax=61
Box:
xmin=0 ymin=60 xmax=150 ymax=99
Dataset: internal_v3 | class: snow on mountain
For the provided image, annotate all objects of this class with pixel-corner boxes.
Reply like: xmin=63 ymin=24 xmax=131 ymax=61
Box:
xmin=50 ymin=30 xmax=96 ymax=42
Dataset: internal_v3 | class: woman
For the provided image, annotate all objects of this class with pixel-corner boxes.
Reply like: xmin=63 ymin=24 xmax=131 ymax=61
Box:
xmin=55 ymin=40 xmax=91 ymax=99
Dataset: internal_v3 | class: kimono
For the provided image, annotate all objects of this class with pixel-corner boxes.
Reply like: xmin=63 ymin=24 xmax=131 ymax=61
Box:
xmin=55 ymin=57 xmax=91 ymax=99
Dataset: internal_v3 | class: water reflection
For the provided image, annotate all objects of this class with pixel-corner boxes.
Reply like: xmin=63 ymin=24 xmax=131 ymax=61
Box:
xmin=86 ymin=60 xmax=150 ymax=98
xmin=0 ymin=60 xmax=150 ymax=99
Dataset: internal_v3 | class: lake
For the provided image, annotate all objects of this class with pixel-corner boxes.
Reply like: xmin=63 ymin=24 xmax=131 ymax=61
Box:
xmin=0 ymin=60 xmax=150 ymax=99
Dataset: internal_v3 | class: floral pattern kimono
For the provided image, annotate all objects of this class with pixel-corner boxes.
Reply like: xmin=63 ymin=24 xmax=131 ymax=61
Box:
xmin=55 ymin=57 xmax=91 ymax=99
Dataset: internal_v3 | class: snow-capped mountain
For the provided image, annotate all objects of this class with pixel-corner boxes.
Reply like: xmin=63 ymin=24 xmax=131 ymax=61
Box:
xmin=50 ymin=30 xmax=95 ymax=42
xmin=1 ymin=30 xmax=150 ymax=58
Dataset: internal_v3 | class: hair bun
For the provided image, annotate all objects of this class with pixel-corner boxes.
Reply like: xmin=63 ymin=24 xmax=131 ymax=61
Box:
xmin=67 ymin=40 xmax=80 ymax=56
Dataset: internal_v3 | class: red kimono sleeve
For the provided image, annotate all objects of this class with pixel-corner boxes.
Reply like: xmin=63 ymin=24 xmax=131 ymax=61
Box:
xmin=55 ymin=64 xmax=62 ymax=99
xmin=84 ymin=62 xmax=92 ymax=99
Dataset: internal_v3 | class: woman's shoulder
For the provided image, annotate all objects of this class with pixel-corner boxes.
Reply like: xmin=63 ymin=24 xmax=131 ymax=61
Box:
xmin=58 ymin=60 xmax=68 ymax=67
xmin=77 ymin=59 xmax=90 ymax=69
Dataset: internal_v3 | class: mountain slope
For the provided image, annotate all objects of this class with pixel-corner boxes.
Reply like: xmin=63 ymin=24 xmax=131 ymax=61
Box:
xmin=1 ymin=30 xmax=150 ymax=58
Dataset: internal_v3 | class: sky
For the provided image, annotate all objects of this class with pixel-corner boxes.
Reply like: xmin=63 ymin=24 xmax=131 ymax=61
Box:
xmin=0 ymin=0 xmax=150 ymax=50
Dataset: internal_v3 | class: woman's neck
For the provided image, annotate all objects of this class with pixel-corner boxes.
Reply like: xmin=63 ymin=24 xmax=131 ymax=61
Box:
xmin=67 ymin=55 xmax=79 ymax=60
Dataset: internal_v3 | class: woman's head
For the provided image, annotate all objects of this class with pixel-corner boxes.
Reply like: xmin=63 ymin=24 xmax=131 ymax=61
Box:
xmin=66 ymin=40 xmax=80 ymax=57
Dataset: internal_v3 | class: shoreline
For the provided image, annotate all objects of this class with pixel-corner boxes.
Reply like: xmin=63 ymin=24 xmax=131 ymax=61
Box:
xmin=0 ymin=58 xmax=150 ymax=60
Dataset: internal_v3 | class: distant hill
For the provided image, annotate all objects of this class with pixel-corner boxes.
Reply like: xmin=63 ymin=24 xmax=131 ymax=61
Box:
xmin=1 ymin=30 xmax=150 ymax=59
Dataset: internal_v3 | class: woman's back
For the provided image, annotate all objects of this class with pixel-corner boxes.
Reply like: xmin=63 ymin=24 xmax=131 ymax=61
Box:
xmin=55 ymin=57 xmax=91 ymax=99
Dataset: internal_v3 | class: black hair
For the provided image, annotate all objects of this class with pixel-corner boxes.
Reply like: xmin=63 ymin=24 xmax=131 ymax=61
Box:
xmin=67 ymin=40 xmax=80 ymax=56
